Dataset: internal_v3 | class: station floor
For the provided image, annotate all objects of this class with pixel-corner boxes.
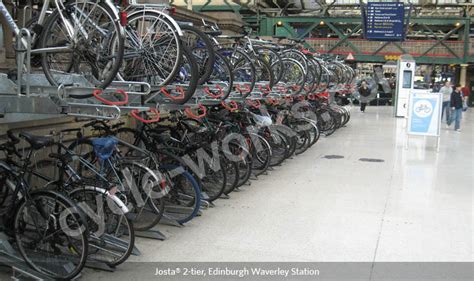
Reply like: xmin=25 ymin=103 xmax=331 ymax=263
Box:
xmin=86 ymin=106 xmax=473 ymax=280
xmin=3 ymin=107 xmax=473 ymax=280
xmin=120 ymin=106 xmax=472 ymax=262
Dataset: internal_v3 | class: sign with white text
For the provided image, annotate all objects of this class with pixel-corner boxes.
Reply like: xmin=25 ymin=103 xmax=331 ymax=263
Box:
xmin=364 ymin=2 xmax=405 ymax=41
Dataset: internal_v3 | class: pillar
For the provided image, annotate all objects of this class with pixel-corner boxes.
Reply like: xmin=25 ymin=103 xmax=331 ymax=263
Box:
xmin=459 ymin=64 xmax=468 ymax=87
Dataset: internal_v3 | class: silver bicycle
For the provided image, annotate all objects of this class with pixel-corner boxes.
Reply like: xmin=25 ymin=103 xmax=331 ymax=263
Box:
xmin=0 ymin=0 xmax=125 ymax=89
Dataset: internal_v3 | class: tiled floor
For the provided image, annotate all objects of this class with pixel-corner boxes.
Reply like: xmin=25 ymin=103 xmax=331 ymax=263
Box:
xmin=2 ymin=106 xmax=472 ymax=280
xmin=120 ymin=106 xmax=472 ymax=264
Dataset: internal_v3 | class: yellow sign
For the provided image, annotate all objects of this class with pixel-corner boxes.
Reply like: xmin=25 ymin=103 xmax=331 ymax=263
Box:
xmin=384 ymin=55 xmax=400 ymax=61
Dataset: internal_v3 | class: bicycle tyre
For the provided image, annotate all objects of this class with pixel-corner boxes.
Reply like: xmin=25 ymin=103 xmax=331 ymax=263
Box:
xmin=180 ymin=24 xmax=215 ymax=85
xmin=15 ymin=190 xmax=89 ymax=280
xmin=39 ymin=1 xmax=124 ymax=89
xmin=123 ymin=10 xmax=182 ymax=87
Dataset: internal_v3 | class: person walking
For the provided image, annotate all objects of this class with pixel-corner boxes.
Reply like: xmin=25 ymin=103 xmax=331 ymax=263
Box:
xmin=448 ymin=84 xmax=464 ymax=132
xmin=359 ymin=80 xmax=370 ymax=113
xmin=440 ymin=81 xmax=452 ymax=123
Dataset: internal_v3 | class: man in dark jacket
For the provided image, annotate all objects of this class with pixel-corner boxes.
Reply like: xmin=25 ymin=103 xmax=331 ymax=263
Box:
xmin=448 ymin=84 xmax=464 ymax=132
xmin=359 ymin=80 xmax=371 ymax=112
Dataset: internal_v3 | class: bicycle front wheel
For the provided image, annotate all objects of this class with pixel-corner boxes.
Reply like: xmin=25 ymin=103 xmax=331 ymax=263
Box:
xmin=15 ymin=190 xmax=89 ymax=280
xmin=69 ymin=188 xmax=135 ymax=266
xmin=40 ymin=0 xmax=124 ymax=89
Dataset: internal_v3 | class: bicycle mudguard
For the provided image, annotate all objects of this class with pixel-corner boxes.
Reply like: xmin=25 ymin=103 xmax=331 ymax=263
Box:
xmin=126 ymin=9 xmax=183 ymax=36
xmin=28 ymin=189 xmax=89 ymax=226
xmin=103 ymin=0 xmax=126 ymax=37
xmin=70 ymin=185 xmax=130 ymax=215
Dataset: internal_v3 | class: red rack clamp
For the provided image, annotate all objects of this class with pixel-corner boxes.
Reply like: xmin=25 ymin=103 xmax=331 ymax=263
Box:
xmin=296 ymin=95 xmax=305 ymax=101
xmin=317 ymin=91 xmax=329 ymax=98
xmin=235 ymin=84 xmax=251 ymax=94
xmin=301 ymin=49 xmax=315 ymax=55
xmin=221 ymin=100 xmax=239 ymax=112
xmin=283 ymin=96 xmax=294 ymax=103
xmin=185 ymin=104 xmax=207 ymax=119
xmin=93 ymin=89 xmax=129 ymax=106
xmin=204 ymin=85 xmax=224 ymax=99
xmin=258 ymin=84 xmax=271 ymax=96
xmin=245 ymin=99 xmax=261 ymax=109
xmin=266 ymin=98 xmax=280 ymax=106
xmin=160 ymin=86 xmax=185 ymax=100
xmin=131 ymin=108 xmax=160 ymax=123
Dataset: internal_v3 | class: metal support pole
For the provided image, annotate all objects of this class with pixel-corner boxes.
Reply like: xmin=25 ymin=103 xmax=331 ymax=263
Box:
xmin=459 ymin=64 xmax=468 ymax=87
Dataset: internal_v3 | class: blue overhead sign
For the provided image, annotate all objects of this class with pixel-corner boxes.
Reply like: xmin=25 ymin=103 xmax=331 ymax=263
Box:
xmin=364 ymin=2 xmax=405 ymax=41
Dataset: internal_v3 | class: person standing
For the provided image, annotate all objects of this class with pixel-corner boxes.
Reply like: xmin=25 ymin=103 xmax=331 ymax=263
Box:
xmin=359 ymin=80 xmax=370 ymax=113
xmin=440 ymin=81 xmax=452 ymax=123
xmin=448 ymin=84 xmax=464 ymax=132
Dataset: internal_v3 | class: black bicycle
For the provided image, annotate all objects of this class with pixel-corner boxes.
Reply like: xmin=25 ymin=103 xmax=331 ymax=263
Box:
xmin=0 ymin=131 xmax=89 ymax=280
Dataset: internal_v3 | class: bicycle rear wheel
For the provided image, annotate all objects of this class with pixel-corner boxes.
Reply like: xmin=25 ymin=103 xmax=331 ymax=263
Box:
xmin=116 ymin=161 xmax=165 ymax=231
xmin=121 ymin=10 xmax=182 ymax=87
xmin=160 ymin=164 xmax=201 ymax=224
xmin=180 ymin=24 xmax=215 ymax=85
xmin=222 ymin=157 xmax=239 ymax=195
xmin=149 ymin=45 xmax=198 ymax=104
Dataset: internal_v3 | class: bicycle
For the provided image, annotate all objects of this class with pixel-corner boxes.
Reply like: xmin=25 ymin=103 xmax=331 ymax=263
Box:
xmin=0 ymin=131 xmax=89 ymax=279
xmin=5 ymin=0 xmax=126 ymax=89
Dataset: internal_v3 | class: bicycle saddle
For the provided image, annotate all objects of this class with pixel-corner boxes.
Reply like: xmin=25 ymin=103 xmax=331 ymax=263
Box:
xmin=19 ymin=132 xmax=54 ymax=150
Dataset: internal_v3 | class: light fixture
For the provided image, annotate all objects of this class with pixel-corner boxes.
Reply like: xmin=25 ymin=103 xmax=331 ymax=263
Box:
xmin=319 ymin=21 xmax=325 ymax=26
xmin=455 ymin=22 xmax=461 ymax=27
xmin=276 ymin=21 xmax=283 ymax=27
